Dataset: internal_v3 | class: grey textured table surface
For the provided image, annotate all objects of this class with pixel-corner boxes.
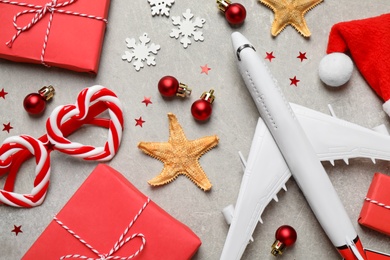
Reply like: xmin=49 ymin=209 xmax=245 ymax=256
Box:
xmin=1 ymin=1 xmax=390 ymax=259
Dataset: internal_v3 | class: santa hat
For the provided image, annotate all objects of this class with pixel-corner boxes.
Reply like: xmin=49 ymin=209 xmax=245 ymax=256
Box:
xmin=326 ymin=13 xmax=390 ymax=116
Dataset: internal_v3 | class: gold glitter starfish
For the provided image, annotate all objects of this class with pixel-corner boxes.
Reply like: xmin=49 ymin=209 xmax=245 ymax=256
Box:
xmin=260 ymin=0 xmax=323 ymax=37
xmin=138 ymin=113 xmax=219 ymax=191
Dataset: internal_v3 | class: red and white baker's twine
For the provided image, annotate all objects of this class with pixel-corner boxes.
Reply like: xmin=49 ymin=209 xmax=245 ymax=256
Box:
xmin=364 ymin=197 xmax=390 ymax=210
xmin=0 ymin=85 xmax=123 ymax=208
xmin=54 ymin=198 xmax=150 ymax=260
xmin=0 ymin=0 xmax=107 ymax=66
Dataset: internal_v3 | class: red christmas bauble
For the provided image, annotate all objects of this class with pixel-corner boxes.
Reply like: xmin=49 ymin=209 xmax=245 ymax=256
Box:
xmin=23 ymin=93 xmax=46 ymax=115
xmin=158 ymin=76 xmax=179 ymax=97
xmin=275 ymin=225 xmax=297 ymax=246
xmin=191 ymin=100 xmax=213 ymax=121
xmin=225 ymin=3 xmax=246 ymax=25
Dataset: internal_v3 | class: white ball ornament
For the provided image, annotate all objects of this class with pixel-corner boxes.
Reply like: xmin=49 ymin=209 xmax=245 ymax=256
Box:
xmin=318 ymin=52 xmax=353 ymax=87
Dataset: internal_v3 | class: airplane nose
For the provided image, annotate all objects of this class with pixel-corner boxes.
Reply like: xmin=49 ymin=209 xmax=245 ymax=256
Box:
xmin=231 ymin=32 xmax=256 ymax=60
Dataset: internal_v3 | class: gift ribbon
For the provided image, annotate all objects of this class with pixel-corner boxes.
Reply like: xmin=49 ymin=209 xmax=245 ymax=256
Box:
xmin=0 ymin=85 xmax=124 ymax=208
xmin=0 ymin=0 xmax=108 ymax=66
xmin=365 ymin=197 xmax=390 ymax=210
xmin=54 ymin=198 xmax=150 ymax=260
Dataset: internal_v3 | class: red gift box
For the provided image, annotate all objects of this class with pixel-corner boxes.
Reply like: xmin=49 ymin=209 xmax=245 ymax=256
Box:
xmin=365 ymin=249 xmax=390 ymax=260
xmin=358 ymin=172 xmax=390 ymax=236
xmin=0 ymin=0 xmax=110 ymax=73
xmin=22 ymin=164 xmax=201 ymax=259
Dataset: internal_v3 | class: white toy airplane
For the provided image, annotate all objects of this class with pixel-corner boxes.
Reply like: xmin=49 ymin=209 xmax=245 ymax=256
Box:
xmin=221 ymin=32 xmax=390 ymax=260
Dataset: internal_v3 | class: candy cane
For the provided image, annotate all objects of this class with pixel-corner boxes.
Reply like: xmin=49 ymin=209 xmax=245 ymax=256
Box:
xmin=46 ymin=85 xmax=124 ymax=161
xmin=0 ymin=85 xmax=124 ymax=207
xmin=0 ymin=135 xmax=50 ymax=207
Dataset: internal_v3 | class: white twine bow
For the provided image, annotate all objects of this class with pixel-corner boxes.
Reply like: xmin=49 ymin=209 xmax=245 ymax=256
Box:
xmin=0 ymin=0 xmax=107 ymax=66
xmin=54 ymin=198 xmax=150 ymax=260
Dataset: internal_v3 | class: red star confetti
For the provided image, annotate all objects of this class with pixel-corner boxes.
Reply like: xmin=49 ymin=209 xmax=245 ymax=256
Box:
xmin=135 ymin=117 xmax=145 ymax=127
xmin=297 ymin=52 xmax=307 ymax=62
xmin=44 ymin=141 xmax=56 ymax=151
xmin=2 ymin=122 xmax=13 ymax=133
xmin=200 ymin=64 xmax=211 ymax=75
xmin=142 ymin=97 xmax=152 ymax=107
xmin=265 ymin=52 xmax=275 ymax=62
xmin=290 ymin=76 xmax=300 ymax=86
xmin=0 ymin=88 xmax=8 ymax=99
xmin=11 ymin=225 xmax=22 ymax=236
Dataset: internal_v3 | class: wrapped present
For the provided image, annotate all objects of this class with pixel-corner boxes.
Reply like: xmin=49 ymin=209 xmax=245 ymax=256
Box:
xmin=365 ymin=249 xmax=390 ymax=260
xmin=0 ymin=0 xmax=110 ymax=73
xmin=23 ymin=164 xmax=201 ymax=259
xmin=358 ymin=172 xmax=390 ymax=236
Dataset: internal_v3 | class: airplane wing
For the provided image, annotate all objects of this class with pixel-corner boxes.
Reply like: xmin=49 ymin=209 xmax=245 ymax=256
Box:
xmin=220 ymin=117 xmax=291 ymax=260
xmin=291 ymin=103 xmax=390 ymax=164
xmin=222 ymin=104 xmax=390 ymax=260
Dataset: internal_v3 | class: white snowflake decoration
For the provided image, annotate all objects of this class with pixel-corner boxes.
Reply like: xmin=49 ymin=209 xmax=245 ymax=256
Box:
xmin=122 ymin=33 xmax=161 ymax=71
xmin=170 ymin=9 xmax=206 ymax=49
xmin=148 ymin=0 xmax=175 ymax=17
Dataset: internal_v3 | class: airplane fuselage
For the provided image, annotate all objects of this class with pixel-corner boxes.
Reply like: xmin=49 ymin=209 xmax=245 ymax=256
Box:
xmin=230 ymin=32 xmax=365 ymax=260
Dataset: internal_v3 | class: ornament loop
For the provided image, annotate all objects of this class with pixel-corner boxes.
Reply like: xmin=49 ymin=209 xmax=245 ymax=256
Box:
xmin=38 ymin=85 xmax=55 ymax=101
xmin=217 ymin=0 xmax=231 ymax=12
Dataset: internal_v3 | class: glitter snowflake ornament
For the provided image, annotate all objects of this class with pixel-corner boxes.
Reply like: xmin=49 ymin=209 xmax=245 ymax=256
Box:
xmin=122 ymin=33 xmax=161 ymax=71
xmin=170 ymin=9 xmax=206 ymax=49
xmin=148 ymin=0 xmax=175 ymax=17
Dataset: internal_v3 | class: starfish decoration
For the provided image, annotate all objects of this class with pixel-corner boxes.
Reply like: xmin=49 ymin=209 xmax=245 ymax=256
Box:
xmin=297 ymin=51 xmax=307 ymax=62
xmin=260 ymin=0 xmax=323 ymax=37
xmin=138 ymin=113 xmax=219 ymax=191
xmin=142 ymin=97 xmax=152 ymax=106
xmin=11 ymin=225 xmax=22 ymax=236
xmin=135 ymin=117 xmax=145 ymax=127
xmin=265 ymin=52 xmax=275 ymax=62
xmin=0 ymin=88 xmax=8 ymax=99
xmin=200 ymin=64 xmax=211 ymax=75
xmin=2 ymin=122 xmax=13 ymax=133
xmin=290 ymin=76 xmax=300 ymax=86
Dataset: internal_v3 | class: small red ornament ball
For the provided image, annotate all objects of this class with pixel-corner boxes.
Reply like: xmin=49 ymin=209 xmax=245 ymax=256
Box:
xmin=225 ymin=3 xmax=246 ymax=25
xmin=275 ymin=225 xmax=297 ymax=246
xmin=158 ymin=76 xmax=179 ymax=97
xmin=191 ymin=100 xmax=213 ymax=121
xmin=23 ymin=93 xmax=46 ymax=115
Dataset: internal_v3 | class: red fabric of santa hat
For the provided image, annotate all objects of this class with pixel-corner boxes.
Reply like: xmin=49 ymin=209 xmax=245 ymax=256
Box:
xmin=326 ymin=13 xmax=390 ymax=116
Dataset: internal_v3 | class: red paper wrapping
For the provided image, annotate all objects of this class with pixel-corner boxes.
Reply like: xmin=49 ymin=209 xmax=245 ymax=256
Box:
xmin=23 ymin=164 xmax=201 ymax=259
xmin=0 ymin=0 xmax=110 ymax=73
xmin=365 ymin=249 xmax=390 ymax=260
xmin=358 ymin=173 xmax=390 ymax=236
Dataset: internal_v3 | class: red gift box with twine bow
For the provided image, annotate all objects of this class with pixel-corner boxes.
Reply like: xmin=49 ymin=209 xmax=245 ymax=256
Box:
xmin=22 ymin=164 xmax=201 ymax=259
xmin=0 ymin=0 xmax=109 ymax=73
xmin=358 ymin=172 xmax=390 ymax=236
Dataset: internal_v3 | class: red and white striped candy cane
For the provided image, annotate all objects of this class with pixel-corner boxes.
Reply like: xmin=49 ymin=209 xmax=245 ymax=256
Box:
xmin=0 ymin=135 xmax=50 ymax=207
xmin=46 ymin=85 xmax=124 ymax=161
xmin=0 ymin=86 xmax=124 ymax=208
